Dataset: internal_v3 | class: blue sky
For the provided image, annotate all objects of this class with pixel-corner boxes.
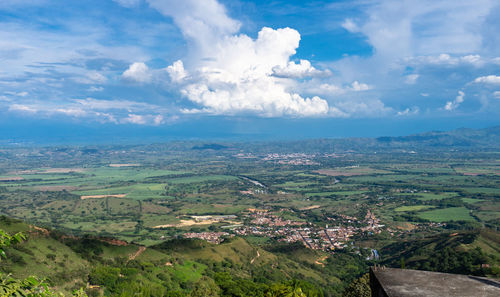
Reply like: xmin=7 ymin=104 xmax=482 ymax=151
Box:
xmin=0 ymin=0 xmax=499 ymax=143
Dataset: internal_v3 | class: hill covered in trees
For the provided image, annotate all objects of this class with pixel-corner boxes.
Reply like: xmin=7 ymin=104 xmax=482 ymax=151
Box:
xmin=1 ymin=216 xmax=499 ymax=297
xmin=0 ymin=216 xmax=367 ymax=297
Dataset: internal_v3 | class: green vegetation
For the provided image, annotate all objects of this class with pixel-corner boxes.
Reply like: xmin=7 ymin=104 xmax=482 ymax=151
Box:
xmin=381 ymin=231 xmax=500 ymax=277
xmin=394 ymin=205 xmax=435 ymax=212
xmin=0 ymin=227 xmax=86 ymax=297
xmin=402 ymin=192 xmax=458 ymax=201
xmin=418 ymin=207 xmax=475 ymax=222
xmin=342 ymin=274 xmax=370 ymax=297
xmin=462 ymin=198 xmax=485 ymax=204
xmin=0 ymin=218 xmax=367 ymax=296
xmin=0 ymin=133 xmax=498 ymax=296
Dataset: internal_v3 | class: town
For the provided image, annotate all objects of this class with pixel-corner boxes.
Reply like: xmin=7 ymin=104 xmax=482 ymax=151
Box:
xmin=181 ymin=207 xmax=386 ymax=252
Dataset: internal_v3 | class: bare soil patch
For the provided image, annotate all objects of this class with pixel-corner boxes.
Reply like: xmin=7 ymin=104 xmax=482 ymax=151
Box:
xmin=314 ymin=256 xmax=328 ymax=267
xmin=98 ymin=238 xmax=128 ymax=246
xmin=81 ymin=194 xmax=127 ymax=200
xmin=30 ymin=225 xmax=50 ymax=236
xmin=0 ymin=176 xmax=24 ymax=181
xmin=129 ymin=246 xmax=146 ymax=260
xmin=153 ymin=219 xmax=218 ymax=228
xmin=299 ymin=205 xmax=321 ymax=211
xmin=109 ymin=164 xmax=140 ymax=167
xmin=250 ymin=250 xmax=260 ymax=264
xmin=8 ymin=170 xmax=37 ymax=174
xmin=394 ymin=222 xmax=417 ymax=231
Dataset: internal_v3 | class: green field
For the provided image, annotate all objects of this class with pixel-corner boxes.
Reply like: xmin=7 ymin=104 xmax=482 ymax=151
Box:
xmin=418 ymin=207 xmax=475 ymax=222
xmin=168 ymin=175 xmax=238 ymax=184
xmin=462 ymin=198 xmax=485 ymax=204
xmin=275 ymin=181 xmax=317 ymax=189
xmin=74 ymin=183 xmax=167 ymax=200
xmin=397 ymin=192 xmax=458 ymax=201
xmin=305 ymin=192 xmax=342 ymax=197
xmin=2 ymin=167 xmax=188 ymax=189
xmin=460 ymin=187 xmax=500 ymax=195
xmin=328 ymin=190 xmax=367 ymax=196
xmin=394 ymin=205 xmax=435 ymax=212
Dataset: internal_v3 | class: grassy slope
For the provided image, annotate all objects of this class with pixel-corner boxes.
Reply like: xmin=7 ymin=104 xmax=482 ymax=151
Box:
xmin=152 ymin=237 xmax=334 ymax=285
xmin=380 ymin=230 xmax=500 ymax=276
xmin=0 ymin=217 xmax=89 ymax=294
xmin=0 ymin=217 xmax=339 ymax=295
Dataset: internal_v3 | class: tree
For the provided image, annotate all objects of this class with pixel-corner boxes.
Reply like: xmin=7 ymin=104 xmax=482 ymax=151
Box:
xmin=190 ymin=276 xmax=221 ymax=297
xmin=0 ymin=229 xmax=25 ymax=260
xmin=343 ymin=273 xmax=371 ymax=297
xmin=265 ymin=282 xmax=307 ymax=297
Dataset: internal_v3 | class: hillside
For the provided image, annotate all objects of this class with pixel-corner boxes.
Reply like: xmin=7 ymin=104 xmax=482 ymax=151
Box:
xmin=380 ymin=229 xmax=500 ymax=276
xmin=2 ymin=216 xmax=500 ymax=296
xmin=0 ymin=216 xmax=366 ymax=297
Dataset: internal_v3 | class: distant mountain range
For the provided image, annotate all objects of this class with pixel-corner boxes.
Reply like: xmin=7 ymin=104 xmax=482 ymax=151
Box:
xmin=234 ymin=125 xmax=500 ymax=153
xmin=375 ymin=126 xmax=500 ymax=147
xmin=1 ymin=125 xmax=499 ymax=151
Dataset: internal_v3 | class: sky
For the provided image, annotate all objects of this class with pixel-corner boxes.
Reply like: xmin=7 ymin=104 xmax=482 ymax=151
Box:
xmin=0 ymin=0 xmax=499 ymax=143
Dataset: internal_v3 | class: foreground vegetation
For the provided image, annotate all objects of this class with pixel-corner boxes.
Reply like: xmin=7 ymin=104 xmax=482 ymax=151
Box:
xmin=1 ymin=217 xmax=366 ymax=296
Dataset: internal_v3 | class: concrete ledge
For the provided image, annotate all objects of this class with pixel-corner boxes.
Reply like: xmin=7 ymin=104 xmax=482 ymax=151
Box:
xmin=370 ymin=267 xmax=500 ymax=297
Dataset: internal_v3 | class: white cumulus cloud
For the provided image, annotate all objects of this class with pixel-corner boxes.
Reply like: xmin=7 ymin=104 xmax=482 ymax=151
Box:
xmin=138 ymin=0 xmax=332 ymax=117
xmin=122 ymin=62 xmax=151 ymax=83
xmin=8 ymin=104 xmax=37 ymax=113
xmin=397 ymin=106 xmax=420 ymax=116
xmin=88 ymin=86 xmax=104 ymax=92
xmin=122 ymin=114 xmax=146 ymax=124
xmin=121 ymin=113 xmax=165 ymax=125
xmin=4 ymin=91 xmax=29 ymax=97
xmin=6 ymin=97 xmax=169 ymax=125
xmin=474 ymin=75 xmax=500 ymax=85
xmin=166 ymin=60 xmax=187 ymax=83
xmin=179 ymin=27 xmax=329 ymax=117
xmin=350 ymin=81 xmax=372 ymax=91
xmin=147 ymin=0 xmax=241 ymax=54
xmin=407 ymin=54 xmax=486 ymax=67
xmin=341 ymin=18 xmax=360 ymax=33
xmin=272 ymin=59 xmax=329 ymax=78
xmin=332 ymin=99 xmax=392 ymax=117
xmin=316 ymin=83 xmax=344 ymax=94
xmin=405 ymin=74 xmax=419 ymax=84
xmin=113 ymin=0 xmax=141 ymax=8
xmin=444 ymin=91 xmax=465 ymax=111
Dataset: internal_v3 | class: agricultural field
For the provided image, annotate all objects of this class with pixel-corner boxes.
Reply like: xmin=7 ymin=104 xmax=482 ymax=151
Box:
xmin=418 ymin=207 xmax=475 ymax=222
xmin=397 ymin=192 xmax=459 ymax=201
xmin=0 ymin=141 xmax=498 ymax=251
xmin=0 ymin=132 xmax=499 ymax=296
xmin=394 ymin=205 xmax=435 ymax=212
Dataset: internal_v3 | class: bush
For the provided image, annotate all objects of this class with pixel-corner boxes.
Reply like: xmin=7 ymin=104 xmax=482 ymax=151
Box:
xmin=343 ymin=274 xmax=370 ymax=297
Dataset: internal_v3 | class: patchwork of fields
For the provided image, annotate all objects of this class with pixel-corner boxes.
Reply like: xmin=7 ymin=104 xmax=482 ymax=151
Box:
xmin=0 ymin=147 xmax=498 ymax=247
